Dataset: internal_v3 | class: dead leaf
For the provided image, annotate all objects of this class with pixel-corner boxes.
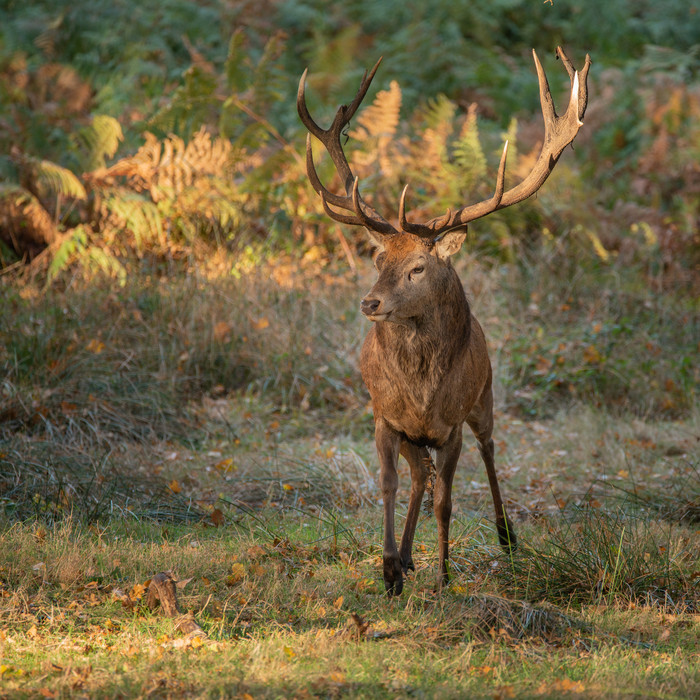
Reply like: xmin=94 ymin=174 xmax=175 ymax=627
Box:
xmin=546 ymin=678 xmax=586 ymax=693
xmin=247 ymin=545 xmax=266 ymax=559
xmin=86 ymin=339 xmax=105 ymax=354
xmin=226 ymin=562 xmax=246 ymax=585
xmin=213 ymin=321 xmax=232 ymax=342
xmin=211 ymin=508 xmax=225 ymax=527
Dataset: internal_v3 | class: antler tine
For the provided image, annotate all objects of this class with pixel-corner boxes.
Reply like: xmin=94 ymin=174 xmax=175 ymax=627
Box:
xmin=399 ymin=140 xmax=508 ymax=238
xmin=557 ymin=47 xmax=591 ymax=121
xmin=399 ymin=184 xmax=452 ymax=238
xmin=297 ymin=60 xmax=398 ymax=236
xmin=405 ymin=47 xmax=589 ymax=238
xmin=319 ymin=190 xmax=366 ymax=226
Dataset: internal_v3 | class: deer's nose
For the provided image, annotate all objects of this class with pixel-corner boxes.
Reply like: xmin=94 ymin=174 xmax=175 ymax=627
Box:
xmin=361 ymin=297 xmax=381 ymax=316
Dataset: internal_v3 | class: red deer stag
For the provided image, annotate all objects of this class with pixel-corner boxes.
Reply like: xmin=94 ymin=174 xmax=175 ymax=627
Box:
xmin=298 ymin=48 xmax=590 ymax=595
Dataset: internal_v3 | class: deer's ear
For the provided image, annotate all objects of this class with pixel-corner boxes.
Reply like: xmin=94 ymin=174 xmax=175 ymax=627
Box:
xmin=434 ymin=231 xmax=466 ymax=260
xmin=365 ymin=229 xmax=387 ymax=253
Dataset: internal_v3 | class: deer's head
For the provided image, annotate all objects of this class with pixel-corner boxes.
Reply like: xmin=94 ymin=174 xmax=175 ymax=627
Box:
xmin=358 ymin=231 xmax=464 ymax=323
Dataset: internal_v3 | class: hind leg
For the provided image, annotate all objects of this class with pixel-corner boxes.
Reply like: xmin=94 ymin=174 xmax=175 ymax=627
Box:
xmin=467 ymin=387 xmax=517 ymax=552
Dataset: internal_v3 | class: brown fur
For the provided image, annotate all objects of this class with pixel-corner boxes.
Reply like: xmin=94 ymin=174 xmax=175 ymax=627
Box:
xmin=360 ymin=232 xmax=515 ymax=595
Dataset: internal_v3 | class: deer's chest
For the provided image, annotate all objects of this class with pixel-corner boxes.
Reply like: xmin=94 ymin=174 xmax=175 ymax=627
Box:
xmin=361 ymin=335 xmax=468 ymax=447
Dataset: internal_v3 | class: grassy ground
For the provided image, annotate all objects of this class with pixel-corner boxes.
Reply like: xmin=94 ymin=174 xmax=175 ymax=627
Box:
xmin=1 ymin=254 xmax=698 ymax=699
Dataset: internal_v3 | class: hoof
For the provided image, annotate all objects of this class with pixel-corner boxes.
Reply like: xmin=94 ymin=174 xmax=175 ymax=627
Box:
xmin=497 ymin=518 xmax=517 ymax=553
xmin=401 ymin=557 xmax=415 ymax=575
xmin=434 ymin=570 xmax=449 ymax=593
xmin=384 ymin=576 xmax=403 ymax=597
xmin=383 ymin=555 xmax=404 ymax=596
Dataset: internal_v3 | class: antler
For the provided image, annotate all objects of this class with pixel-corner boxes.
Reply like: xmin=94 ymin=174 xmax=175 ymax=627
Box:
xmin=297 ymin=59 xmax=398 ymax=237
xmin=401 ymin=47 xmax=592 ymax=239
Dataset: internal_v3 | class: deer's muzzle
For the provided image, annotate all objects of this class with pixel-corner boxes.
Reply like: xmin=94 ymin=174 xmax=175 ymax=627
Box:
xmin=361 ymin=297 xmax=384 ymax=319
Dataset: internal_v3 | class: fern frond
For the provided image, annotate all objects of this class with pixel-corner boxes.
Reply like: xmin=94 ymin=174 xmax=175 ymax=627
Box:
xmin=248 ymin=31 xmax=286 ymax=114
xmin=74 ymin=115 xmax=124 ymax=172
xmin=452 ymin=103 xmax=487 ymax=190
xmin=90 ymin=129 xmax=233 ymax=201
xmin=32 ymin=158 xmax=87 ymax=200
xmin=350 ymin=80 xmax=402 ymax=142
xmin=47 ymin=225 xmax=88 ymax=284
xmin=148 ymin=63 xmax=218 ymax=136
xmin=102 ymin=191 xmax=163 ymax=250
xmin=422 ymin=94 xmax=457 ymax=131
xmin=82 ymin=246 xmax=127 ymax=286
xmin=0 ymin=184 xmax=58 ymax=251
xmin=225 ymin=29 xmax=247 ymax=93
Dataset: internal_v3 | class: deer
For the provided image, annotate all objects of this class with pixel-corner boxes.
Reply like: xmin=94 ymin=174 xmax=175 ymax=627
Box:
xmin=298 ymin=47 xmax=590 ymax=595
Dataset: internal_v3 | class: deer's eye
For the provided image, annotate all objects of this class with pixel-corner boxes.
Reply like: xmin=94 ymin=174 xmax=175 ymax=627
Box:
xmin=409 ymin=265 xmax=424 ymax=280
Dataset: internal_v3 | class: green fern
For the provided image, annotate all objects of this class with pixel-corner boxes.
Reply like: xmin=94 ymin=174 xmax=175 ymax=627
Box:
xmin=452 ymin=104 xmax=487 ymax=192
xmin=31 ymin=158 xmax=87 ymax=201
xmin=47 ymin=225 xmax=88 ymax=284
xmin=103 ymin=192 xmax=163 ymax=251
xmin=82 ymin=245 xmax=127 ymax=286
xmin=73 ymin=115 xmax=124 ymax=172
xmin=148 ymin=64 xmax=218 ymax=137
xmin=421 ymin=94 xmax=457 ymax=132
xmin=225 ymin=29 xmax=248 ymax=94
xmin=248 ymin=31 xmax=286 ymax=115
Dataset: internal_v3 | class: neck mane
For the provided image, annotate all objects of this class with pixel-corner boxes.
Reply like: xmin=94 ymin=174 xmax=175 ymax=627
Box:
xmin=376 ymin=270 xmax=471 ymax=374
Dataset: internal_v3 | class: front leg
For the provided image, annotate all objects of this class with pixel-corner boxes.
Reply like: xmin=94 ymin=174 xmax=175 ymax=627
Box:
xmin=398 ymin=441 xmax=430 ymax=575
xmin=375 ymin=418 xmax=403 ymax=595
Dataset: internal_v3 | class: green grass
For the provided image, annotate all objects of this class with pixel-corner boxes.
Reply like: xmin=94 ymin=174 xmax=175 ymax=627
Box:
xmin=0 ymin=502 xmax=697 ymax=698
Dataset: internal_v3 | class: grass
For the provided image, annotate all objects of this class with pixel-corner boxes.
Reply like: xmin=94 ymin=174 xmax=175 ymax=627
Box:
xmin=1 ymin=253 xmax=698 ymax=698
xmin=0 ymin=505 xmax=697 ymax=698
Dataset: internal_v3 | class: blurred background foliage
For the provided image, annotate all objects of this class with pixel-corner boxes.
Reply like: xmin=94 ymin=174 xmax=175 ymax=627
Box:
xmin=0 ymin=0 xmax=698 ymax=430
xmin=0 ymin=0 xmax=698 ymax=267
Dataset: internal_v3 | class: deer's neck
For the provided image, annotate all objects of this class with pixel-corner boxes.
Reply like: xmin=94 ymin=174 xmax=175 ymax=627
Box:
xmin=376 ymin=277 xmax=471 ymax=374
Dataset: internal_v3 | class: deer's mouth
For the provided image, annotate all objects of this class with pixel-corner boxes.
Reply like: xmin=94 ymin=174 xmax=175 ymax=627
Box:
xmin=367 ymin=312 xmax=390 ymax=322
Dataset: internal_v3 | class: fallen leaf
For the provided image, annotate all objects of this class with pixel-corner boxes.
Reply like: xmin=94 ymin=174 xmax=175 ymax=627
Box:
xmin=86 ymin=339 xmax=105 ymax=354
xmin=213 ymin=321 xmax=232 ymax=342
xmin=226 ymin=562 xmax=246 ymax=586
